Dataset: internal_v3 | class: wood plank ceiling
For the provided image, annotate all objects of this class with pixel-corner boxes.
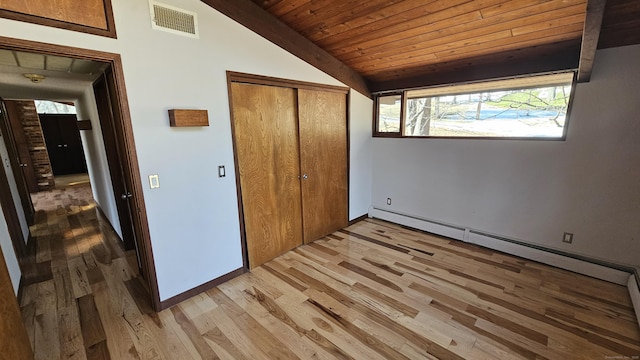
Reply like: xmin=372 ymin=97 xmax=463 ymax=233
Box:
xmin=598 ymin=0 xmax=640 ymax=49
xmin=211 ymin=0 xmax=640 ymax=93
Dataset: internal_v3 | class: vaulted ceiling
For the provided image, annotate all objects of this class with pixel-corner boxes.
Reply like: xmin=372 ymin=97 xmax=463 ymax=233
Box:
xmin=206 ymin=0 xmax=639 ymax=95
xmin=250 ymin=0 xmax=586 ymax=82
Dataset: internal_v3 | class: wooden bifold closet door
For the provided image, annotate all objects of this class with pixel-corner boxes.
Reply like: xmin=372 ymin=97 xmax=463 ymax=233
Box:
xmin=298 ymin=89 xmax=348 ymax=243
xmin=231 ymin=83 xmax=304 ymax=268
xmin=231 ymin=82 xmax=348 ymax=269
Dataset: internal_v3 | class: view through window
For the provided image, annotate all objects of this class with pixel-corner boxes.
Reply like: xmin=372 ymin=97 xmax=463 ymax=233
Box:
xmin=375 ymin=72 xmax=575 ymax=139
xmin=376 ymin=94 xmax=401 ymax=133
xmin=34 ymin=100 xmax=76 ymax=114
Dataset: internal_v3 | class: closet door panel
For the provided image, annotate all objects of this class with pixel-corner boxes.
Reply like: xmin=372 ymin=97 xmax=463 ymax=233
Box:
xmin=231 ymin=83 xmax=303 ymax=268
xmin=298 ymin=89 xmax=348 ymax=243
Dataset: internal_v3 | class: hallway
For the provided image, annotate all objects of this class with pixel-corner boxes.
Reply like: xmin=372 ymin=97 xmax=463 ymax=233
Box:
xmin=21 ymin=183 xmax=144 ymax=359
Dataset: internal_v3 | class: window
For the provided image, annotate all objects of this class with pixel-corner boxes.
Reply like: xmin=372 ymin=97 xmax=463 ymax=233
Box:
xmin=34 ymin=100 xmax=76 ymax=114
xmin=375 ymin=94 xmax=402 ymax=134
xmin=374 ymin=72 xmax=576 ymax=139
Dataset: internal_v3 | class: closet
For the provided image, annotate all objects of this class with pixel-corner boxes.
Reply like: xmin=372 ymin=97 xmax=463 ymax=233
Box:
xmin=40 ymin=114 xmax=87 ymax=175
xmin=229 ymin=74 xmax=348 ymax=269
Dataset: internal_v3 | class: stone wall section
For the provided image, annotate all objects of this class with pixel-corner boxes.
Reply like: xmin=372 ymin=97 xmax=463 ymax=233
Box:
xmin=14 ymin=101 xmax=54 ymax=192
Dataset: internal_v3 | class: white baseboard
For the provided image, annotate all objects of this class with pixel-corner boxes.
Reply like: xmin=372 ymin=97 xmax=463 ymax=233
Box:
xmin=629 ymin=274 xmax=640 ymax=327
xmin=369 ymin=207 xmax=631 ymax=285
xmin=467 ymin=232 xmax=630 ymax=285
xmin=369 ymin=207 xmax=466 ymax=241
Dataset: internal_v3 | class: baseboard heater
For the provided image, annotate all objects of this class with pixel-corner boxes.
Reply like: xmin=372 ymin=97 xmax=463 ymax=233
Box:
xmin=629 ymin=272 xmax=640 ymax=327
xmin=369 ymin=207 xmax=640 ymax=325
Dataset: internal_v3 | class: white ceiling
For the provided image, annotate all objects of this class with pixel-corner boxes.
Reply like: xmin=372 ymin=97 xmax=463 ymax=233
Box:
xmin=0 ymin=49 xmax=107 ymax=101
xmin=0 ymin=49 xmax=105 ymax=74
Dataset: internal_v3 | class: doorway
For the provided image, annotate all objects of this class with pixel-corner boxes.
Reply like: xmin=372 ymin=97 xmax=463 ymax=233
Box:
xmin=0 ymin=37 xmax=160 ymax=310
xmin=3 ymin=100 xmax=89 ymax=191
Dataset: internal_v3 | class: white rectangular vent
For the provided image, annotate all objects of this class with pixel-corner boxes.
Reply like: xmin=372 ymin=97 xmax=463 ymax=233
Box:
xmin=150 ymin=1 xmax=198 ymax=38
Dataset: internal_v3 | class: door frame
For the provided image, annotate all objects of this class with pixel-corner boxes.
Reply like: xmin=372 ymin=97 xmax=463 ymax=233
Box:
xmin=92 ymin=71 xmax=137 ymax=252
xmin=0 ymin=245 xmax=33 ymax=359
xmin=0 ymin=100 xmax=35 ymax=224
xmin=0 ymin=36 xmax=162 ymax=311
xmin=2 ymin=101 xmax=39 ymax=193
xmin=226 ymin=71 xmax=350 ymax=269
xmin=0 ymin=135 xmax=27 ymax=261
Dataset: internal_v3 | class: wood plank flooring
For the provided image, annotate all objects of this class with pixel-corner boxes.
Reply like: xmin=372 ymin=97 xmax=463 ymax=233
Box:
xmin=20 ymin=185 xmax=640 ymax=359
xmin=53 ymin=173 xmax=90 ymax=189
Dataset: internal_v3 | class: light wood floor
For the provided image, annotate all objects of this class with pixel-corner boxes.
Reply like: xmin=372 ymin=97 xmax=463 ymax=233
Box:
xmin=53 ymin=173 xmax=90 ymax=189
xmin=20 ymin=185 xmax=640 ymax=359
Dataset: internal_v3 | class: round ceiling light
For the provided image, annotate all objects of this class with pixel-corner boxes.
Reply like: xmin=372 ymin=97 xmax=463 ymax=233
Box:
xmin=23 ymin=73 xmax=46 ymax=83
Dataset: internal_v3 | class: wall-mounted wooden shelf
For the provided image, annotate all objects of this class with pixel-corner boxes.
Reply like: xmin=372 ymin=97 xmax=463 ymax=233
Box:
xmin=168 ymin=109 xmax=209 ymax=127
xmin=77 ymin=120 xmax=93 ymax=130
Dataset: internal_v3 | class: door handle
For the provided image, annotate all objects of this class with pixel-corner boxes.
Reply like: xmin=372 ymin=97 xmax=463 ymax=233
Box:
xmin=302 ymin=174 xmax=308 ymax=179
xmin=57 ymin=144 xmax=63 ymax=148
xmin=20 ymin=163 xmax=27 ymax=167
xmin=121 ymin=192 xmax=133 ymax=199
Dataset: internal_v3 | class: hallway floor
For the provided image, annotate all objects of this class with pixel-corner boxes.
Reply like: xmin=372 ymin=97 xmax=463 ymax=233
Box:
xmin=20 ymin=184 xmax=640 ymax=359
xmin=53 ymin=173 xmax=90 ymax=189
xmin=22 ymin=184 xmax=142 ymax=359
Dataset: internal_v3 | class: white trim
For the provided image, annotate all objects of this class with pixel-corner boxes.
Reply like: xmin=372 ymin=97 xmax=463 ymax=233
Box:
xmin=468 ymin=232 xmax=629 ymax=285
xmin=368 ymin=207 xmax=631 ymax=285
xmin=369 ymin=207 xmax=465 ymax=241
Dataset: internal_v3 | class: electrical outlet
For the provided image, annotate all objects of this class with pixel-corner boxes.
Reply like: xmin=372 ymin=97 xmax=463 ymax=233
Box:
xmin=386 ymin=198 xmax=392 ymax=205
xmin=562 ymin=232 xmax=573 ymax=244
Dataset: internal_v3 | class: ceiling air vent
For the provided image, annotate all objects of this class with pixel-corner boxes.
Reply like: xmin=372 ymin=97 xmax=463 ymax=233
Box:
xmin=149 ymin=1 xmax=198 ymax=38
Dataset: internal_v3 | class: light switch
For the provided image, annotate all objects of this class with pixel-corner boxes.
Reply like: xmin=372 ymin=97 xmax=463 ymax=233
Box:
xmin=149 ymin=174 xmax=160 ymax=189
xmin=218 ymin=165 xmax=226 ymax=178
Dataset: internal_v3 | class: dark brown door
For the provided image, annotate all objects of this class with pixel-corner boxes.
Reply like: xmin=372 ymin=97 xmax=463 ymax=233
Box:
xmin=2 ymin=101 xmax=39 ymax=193
xmin=0 ymin=100 xmax=34 ymax=225
xmin=0 ymin=140 xmax=27 ymax=261
xmin=39 ymin=114 xmax=88 ymax=175
xmin=93 ymin=70 xmax=138 ymax=258
xmin=231 ymin=82 xmax=303 ymax=269
xmin=298 ymin=89 xmax=348 ymax=243
xmin=0 ymin=246 xmax=33 ymax=359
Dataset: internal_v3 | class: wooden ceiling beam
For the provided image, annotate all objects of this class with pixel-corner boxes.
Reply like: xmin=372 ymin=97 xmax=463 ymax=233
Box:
xmin=368 ymin=40 xmax=581 ymax=93
xmin=578 ymin=0 xmax=607 ymax=82
xmin=598 ymin=0 xmax=640 ymax=49
xmin=201 ymin=0 xmax=371 ymax=97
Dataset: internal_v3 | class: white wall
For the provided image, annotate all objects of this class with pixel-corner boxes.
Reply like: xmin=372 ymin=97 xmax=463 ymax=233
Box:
xmin=349 ymin=90 xmax=373 ymax=220
xmin=0 ymin=206 xmax=21 ymax=294
xmin=0 ymin=0 xmax=373 ymax=300
xmin=372 ymin=45 xmax=640 ymax=267
xmin=76 ymin=88 xmax=123 ymax=237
